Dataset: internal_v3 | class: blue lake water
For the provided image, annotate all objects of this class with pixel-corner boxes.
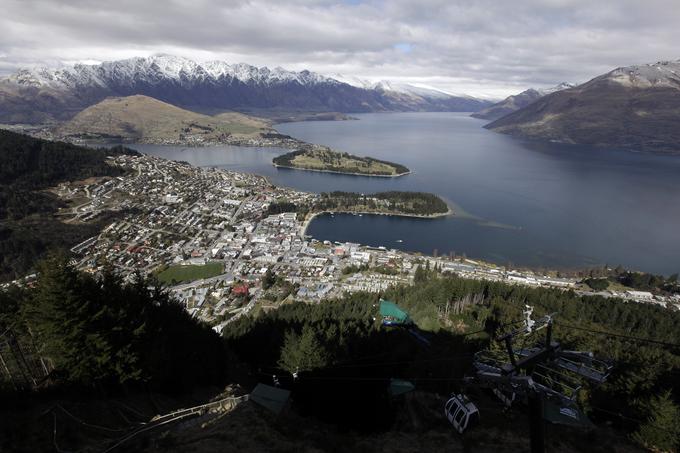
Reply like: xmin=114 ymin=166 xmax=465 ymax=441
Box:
xmin=133 ymin=112 xmax=680 ymax=275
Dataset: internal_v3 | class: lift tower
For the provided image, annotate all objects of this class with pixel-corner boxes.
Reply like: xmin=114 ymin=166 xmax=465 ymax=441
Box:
xmin=467 ymin=307 xmax=612 ymax=453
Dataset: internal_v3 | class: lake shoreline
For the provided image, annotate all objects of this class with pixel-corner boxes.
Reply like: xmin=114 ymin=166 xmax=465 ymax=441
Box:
xmin=120 ymin=112 xmax=680 ymax=275
xmin=300 ymin=207 xmax=453 ymax=237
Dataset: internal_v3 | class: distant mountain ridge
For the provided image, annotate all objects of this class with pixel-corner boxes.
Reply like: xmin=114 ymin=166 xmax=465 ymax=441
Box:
xmin=0 ymin=54 xmax=492 ymax=123
xmin=332 ymin=74 xmax=484 ymax=111
xmin=471 ymin=83 xmax=575 ymax=121
xmin=486 ymin=59 xmax=680 ymax=154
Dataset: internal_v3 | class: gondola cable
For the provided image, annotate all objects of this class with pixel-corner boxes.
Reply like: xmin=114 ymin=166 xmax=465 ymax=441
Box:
xmin=555 ymin=322 xmax=680 ymax=349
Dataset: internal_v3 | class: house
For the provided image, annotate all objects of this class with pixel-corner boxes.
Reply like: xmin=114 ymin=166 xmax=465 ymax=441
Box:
xmin=626 ymin=290 xmax=654 ymax=301
xmin=232 ymin=283 xmax=249 ymax=297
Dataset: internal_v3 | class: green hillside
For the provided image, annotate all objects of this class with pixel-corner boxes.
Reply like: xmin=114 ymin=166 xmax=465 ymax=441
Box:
xmin=56 ymin=95 xmax=270 ymax=144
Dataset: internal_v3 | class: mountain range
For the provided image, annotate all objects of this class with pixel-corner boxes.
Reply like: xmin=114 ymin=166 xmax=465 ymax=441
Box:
xmin=471 ymin=83 xmax=575 ymax=121
xmin=0 ymin=54 xmax=492 ymax=123
xmin=486 ymin=60 xmax=680 ymax=154
xmin=3 ymin=55 xmax=680 ymax=154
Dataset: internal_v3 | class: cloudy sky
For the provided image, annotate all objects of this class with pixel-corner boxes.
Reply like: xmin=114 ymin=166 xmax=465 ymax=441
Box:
xmin=1 ymin=0 xmax=678 ymax=98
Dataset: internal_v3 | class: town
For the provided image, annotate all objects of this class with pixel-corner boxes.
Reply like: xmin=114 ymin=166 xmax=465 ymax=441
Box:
xmin=35 ymin=153 xmax=678 ymax=334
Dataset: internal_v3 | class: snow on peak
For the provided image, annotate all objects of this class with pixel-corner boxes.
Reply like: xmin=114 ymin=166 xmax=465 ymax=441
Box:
xmin=330 ymin=74 xmax=462 ymax=99
xmin=5 ymin=55 xmax=339 ymax=89
xmin=4 ymin=54 xmax=482 ymax=100
xmin=605 ymin=60 xmax=680 ymax=89
xmin=536 ymin=82 xmax=576 ymax=96
xmin=330 ymin=74 xmax=375 ymax=89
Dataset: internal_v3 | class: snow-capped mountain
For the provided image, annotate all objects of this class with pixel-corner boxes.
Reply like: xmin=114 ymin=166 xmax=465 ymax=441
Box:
xmin=0 ymin=55 xmax=492 ymax=123
xmin=486 ymin=59 xmax=680 ymax=154
xmin=330 ymin=74 xmax=376 ymax=90
xmin=332 ymin=74 xmax=471 ymax=99
xmin=601 ymin=60 xmax=680 ymax=89
xmin=537 ymin=82 xmax=576 ymax=96
xmin=8 ymin=54 xmax=339 ymax=90
xmin=471 ymin=82 xmax=575 ymax=121
xmin=330 ymin=73 xmax=490 ymax=112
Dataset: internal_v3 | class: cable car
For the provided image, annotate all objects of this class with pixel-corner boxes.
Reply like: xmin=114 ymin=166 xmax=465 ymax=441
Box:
xmin=444 ymin=394 xmax=480 ymax=434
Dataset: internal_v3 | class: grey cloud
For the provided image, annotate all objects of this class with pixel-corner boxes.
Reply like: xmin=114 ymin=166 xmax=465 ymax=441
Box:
xmin=0 ymin=0 xmax=678 ymax=97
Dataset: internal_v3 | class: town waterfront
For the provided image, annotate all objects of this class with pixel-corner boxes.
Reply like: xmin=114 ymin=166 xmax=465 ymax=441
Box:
xmin=136 ymin=112 xmax=680 ymax=275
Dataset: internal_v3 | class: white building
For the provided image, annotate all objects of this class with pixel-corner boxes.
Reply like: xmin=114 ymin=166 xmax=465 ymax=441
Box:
xmin=626 ymin=290 xmax=654 ymax=301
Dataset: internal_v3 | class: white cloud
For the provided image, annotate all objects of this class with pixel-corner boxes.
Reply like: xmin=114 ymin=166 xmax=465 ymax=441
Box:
xmin=0 ymin=0 xmax=678 ymax=97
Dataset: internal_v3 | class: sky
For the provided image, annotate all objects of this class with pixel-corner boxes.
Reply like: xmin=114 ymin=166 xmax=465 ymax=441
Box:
xmin=1 ymin=0 xmax=678 ymax=98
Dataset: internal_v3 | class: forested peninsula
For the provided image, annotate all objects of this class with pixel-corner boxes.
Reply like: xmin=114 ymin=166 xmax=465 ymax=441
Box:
xmin=273 ymin=148 xmax=410 ymax=177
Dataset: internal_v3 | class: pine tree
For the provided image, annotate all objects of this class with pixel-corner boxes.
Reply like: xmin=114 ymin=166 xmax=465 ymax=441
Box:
xmin=262 ymin=269 xmax=276 ymax=290
xmin=278 ymin=325 xmax=328 ymax=374
xmin=16 ymin=254 xmax=224 ymax=389
xmin=632 ymin=390 xmax=680 ymax=452
xmin=22 ymin=253 xmax=143 ymax=384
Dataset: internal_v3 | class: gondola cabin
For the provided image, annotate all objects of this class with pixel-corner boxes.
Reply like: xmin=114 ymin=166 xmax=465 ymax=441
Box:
xmin=379 ymin=299 xmax=412 ymax=327
xmin=445 ymin=394 xmax=480 ymax=434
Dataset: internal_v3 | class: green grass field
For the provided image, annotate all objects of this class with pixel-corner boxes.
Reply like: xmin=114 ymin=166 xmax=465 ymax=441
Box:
xmin=156 ymin=262 xmax=224 ymax=284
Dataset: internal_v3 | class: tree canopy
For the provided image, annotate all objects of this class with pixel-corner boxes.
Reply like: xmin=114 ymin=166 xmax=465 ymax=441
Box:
xmin=0 ymin=130 xmax=137 ymax=281
xmin=2 ymin=253 xmax=226 ymax=391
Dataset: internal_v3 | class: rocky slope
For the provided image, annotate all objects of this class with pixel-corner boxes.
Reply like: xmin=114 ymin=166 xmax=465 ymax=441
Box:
xmin=485 ymin=60 xmax=680 ymax=154
xmin=471 ymin=83 xmax=574 ymax=121
xmin=55 ymin=95 xmax=269 ymax=144
xmin=0 ymin=55 xmax=491 ymax=123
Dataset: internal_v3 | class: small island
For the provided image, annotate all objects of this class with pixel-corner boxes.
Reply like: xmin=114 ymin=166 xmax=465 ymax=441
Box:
xmin=273 ymin=148 xmax=410 ymax=177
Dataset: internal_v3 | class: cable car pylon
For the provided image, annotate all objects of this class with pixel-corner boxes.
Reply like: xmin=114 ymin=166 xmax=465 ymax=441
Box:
xmin=446 ymin=305 xmax=612 ymax=453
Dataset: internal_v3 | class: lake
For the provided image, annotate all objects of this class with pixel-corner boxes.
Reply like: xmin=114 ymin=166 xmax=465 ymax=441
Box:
xmin=133 ymin=112 xmax=680 ymax=275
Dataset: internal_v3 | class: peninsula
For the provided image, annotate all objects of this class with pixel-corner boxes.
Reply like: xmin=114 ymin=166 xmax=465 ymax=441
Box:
xmin=317 ymin=191 xmax=449 ymax=216
xmin=294 ymin=190 xmax=451 ymax=236
xmin=273 ymin=148 xmax=410 ymax=177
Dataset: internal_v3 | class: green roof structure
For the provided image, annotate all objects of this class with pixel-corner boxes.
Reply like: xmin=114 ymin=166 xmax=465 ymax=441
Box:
xmin=251 ymin=383 xmax=291 ymax=415
xmin=379 ymin=299 xmax=411 ymax=324
xmin=389 ymin=378 xmax=415 ymax=396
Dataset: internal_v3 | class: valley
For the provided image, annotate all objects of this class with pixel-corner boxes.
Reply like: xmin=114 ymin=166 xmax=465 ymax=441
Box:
xmin=471 ymin=83 xmax=575 ymax=121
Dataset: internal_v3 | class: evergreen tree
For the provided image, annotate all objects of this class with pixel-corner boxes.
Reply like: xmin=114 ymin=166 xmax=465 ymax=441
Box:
xmin=262 ymin=268 xmax=276 ymax=290
xmin=632 ymin=390 xmax=680 ymax=452
xmin=12 ymin=253 xmax=225 ymax=390
xmin=22 ymin=253 xmax=130 ymax=383
xmin=278 ymin=325 xmax=328 ymax=374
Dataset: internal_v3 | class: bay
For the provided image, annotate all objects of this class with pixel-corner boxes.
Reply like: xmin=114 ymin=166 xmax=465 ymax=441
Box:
xmin=134 ymin=112 xmax=680 ymax=275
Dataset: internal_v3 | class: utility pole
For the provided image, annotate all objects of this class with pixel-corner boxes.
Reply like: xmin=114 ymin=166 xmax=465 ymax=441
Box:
xmin=528 ymin=392 xmax=545 ymax=453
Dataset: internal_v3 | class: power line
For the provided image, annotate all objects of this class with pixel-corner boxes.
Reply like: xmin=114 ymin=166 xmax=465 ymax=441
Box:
xmin=256 ymin=368 xmax=466 ymax=383
xmin=556 ymin=322 xmax=680 ymax=349
xmin=257 ymin=353 xmax=476 ymax=377
xmin=52 ymin=404 xmax=129 ymax=433
xmin=590 ymin=406 xmax=678 ymax=436
xmin=321 ymin=353 xmax=476 ymax=370
xmin=261 ymin=319 xmax=530 ymax=379
xmin=300 ymin=375 xmax=466 ymax=382
xmin=463 ymin=320 xmax=525 ymax=338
